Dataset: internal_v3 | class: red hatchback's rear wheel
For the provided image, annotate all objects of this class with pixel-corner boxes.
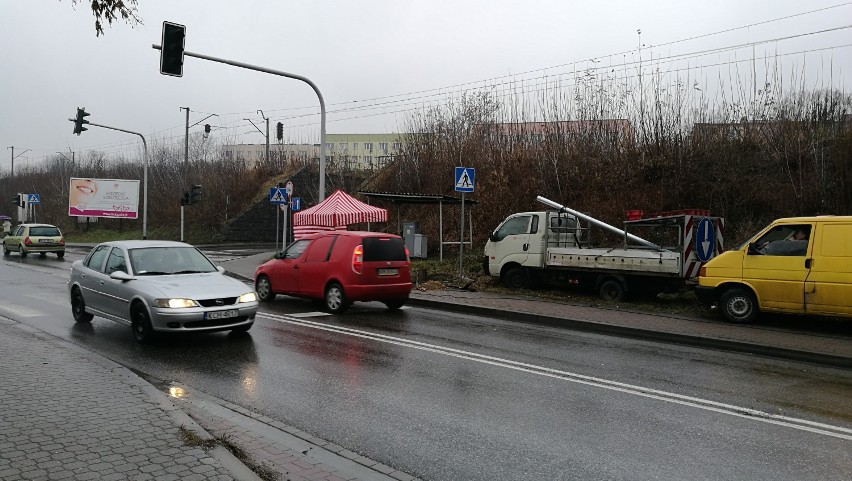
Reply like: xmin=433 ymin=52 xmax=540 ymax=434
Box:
xmin=325 ymin=282 xmax=349 ymax=314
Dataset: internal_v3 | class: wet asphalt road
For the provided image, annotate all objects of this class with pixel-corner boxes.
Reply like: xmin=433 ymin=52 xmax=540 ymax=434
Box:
xmin=2 ymin=249 xmax=852 ymax=481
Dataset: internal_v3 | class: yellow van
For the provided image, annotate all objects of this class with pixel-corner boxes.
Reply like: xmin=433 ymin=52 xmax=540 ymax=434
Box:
xmin=696 ymin=216 xmax=852 ymax=323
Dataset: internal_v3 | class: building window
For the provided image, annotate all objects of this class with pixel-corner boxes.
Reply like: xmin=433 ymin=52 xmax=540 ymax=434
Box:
xmin=379 ymin=142 xmax=388 ymax=152
xmin=364 ymin=142 xmax=373 ymax=151
xmin=339 ymin=142 xmax=347 ymax=150
xmin=393 ymin=142 xmax=402 ymax=151
xmin=326 ymin=143 xmax=334 ymax=150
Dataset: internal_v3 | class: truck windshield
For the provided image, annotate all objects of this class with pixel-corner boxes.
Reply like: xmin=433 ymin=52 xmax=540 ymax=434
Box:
xmin=494 ymin=215 xmax=533 ymax=241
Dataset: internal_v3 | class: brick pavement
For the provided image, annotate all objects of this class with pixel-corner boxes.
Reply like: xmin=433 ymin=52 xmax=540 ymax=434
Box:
xmin=0 ymin=319 xmax=250 ymax=481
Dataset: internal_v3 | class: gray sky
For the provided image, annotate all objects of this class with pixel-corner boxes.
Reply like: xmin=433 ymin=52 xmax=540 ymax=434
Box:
xmin=2 ymin=0 xmax=850 ymax=170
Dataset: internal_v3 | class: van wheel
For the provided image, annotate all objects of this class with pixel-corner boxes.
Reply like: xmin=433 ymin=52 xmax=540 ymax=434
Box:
xmin=255 ymin=275 xmax=275 ymax=302
xmin=599 ymin=279 xmax=626 ymax=302
xmin=502 ymin=267 xmax=529 ymax=289
xmin=719 ymin=288 xmax=758 ymax=323
xmin=325 ymin=283 xmax=349 ymax=314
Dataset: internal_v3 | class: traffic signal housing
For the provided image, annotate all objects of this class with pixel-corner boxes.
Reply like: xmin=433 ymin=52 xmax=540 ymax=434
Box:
xmin=276 ymin=122 xmax=283 ymax=141
xmin=189 ymin=184 xmax=202 ymax=205
xmin=180 ymin=191 xmax=190 ymax=206
xmin=160 ymin=21 xmax=186 ymax=77
xmin=72 ymin=108 xmax=90 ymax=135
xmin=11 ymin=194 xmax=23 ymax=207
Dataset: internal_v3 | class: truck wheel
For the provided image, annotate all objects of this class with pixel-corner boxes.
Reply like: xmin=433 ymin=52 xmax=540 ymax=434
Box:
xmin=502 ymin=267 xmax=529 ymax=289
xmin=599 ymin=279 xmax=625 ymax=302
xmin=719 ymin=288 xmax=758 ymax=323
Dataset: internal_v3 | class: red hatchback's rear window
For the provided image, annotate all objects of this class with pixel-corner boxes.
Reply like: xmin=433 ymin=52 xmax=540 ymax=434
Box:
xmin=362 ymin=237 xmax=407 ymax=262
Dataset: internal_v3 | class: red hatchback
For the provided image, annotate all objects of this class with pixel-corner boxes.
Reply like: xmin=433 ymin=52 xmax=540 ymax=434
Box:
xmin=254 ymin=231 xmax=412 ymax=313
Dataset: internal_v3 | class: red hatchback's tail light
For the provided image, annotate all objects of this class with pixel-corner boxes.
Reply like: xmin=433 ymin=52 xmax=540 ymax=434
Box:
xmin=405 ymin=246 xmax=410 ymax=262
xmin=352 ymin=244 xmax=363 ymax=273
xmin=24 ymin=236 xmax=32 ymax=246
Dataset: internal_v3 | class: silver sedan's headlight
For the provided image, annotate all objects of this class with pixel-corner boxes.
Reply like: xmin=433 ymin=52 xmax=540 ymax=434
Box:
xmin=238 ymin=292 xmax=257 ymax=303
xmin=155 ymin=298 xmax=200 ymax=308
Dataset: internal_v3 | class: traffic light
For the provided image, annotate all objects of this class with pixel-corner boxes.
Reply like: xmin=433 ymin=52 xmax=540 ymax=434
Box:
xmin=276 ymin=122 xmax=283 ymax=141
xmin=189 ymin=184 xmax=202 ymax=205
xmin=180 ymin=191 xmax=190 ymax=206
xmin=204 ymin=124 xmax=211 ymax=134
xmin=160 ymin=21 xmax=186 ymax=77
xmin=72 ymin=107 xmax=90 ymax=135
xmin=11 ymin=193 xmax=24 ymax=207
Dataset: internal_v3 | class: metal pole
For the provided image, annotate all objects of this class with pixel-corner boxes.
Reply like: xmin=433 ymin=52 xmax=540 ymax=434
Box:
xmin=180 ymin=206 xmax=184 ymax=242
xmin=439 ymin=200 xmax=443 ymax=262
xmin=152 ymin=45 xmax=327 ymax=200
xmin=459 ymin=193 xmax=465 ymax=281
xmin=181 ymin=107 xmax=189 ymax=171
xmin=282 ymin=204 xmax=288 ymax=250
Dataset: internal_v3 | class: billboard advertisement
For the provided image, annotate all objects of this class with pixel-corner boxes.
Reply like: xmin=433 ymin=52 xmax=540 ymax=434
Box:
xmin=68 ymin=178 xmax=140 ymax=219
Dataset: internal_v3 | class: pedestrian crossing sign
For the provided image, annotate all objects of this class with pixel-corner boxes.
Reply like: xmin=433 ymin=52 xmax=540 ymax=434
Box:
xmin=28 ymin=193 xmax=40 ymax=204
xmin=269 ymin=187 xmax=287 ymax=204
xmin=454 ymin=167 xmax=475 ymax=193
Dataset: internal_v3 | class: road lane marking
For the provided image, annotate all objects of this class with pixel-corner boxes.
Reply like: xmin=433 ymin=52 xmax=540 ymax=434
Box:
xmin=289 ymin=312 xmax=331 ymax=318
xmin=259 ymin=312 xmax=852 ymax=441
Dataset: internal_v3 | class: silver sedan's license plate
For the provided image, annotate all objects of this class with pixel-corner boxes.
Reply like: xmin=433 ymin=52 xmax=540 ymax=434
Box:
xmin=205 ymin=309 xmax=238 ymax=320
xmin=378 ymin=268 xmax=398 ymax=276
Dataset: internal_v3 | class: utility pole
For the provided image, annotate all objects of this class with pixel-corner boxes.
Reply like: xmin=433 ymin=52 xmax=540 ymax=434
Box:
xmin=258 ymin=110 xmax=269 ymax=164
xmin=7 ymin=147 xmax=30 ymax=184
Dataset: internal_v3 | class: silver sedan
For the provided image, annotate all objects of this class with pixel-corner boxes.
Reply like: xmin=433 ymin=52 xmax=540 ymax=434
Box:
xmin=68 ymin=240 xmax=258 ymax=343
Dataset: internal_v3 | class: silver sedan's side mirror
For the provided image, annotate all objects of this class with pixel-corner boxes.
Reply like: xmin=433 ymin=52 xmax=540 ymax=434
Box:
xmin=110 ymin=271 xmax=133 ymax=281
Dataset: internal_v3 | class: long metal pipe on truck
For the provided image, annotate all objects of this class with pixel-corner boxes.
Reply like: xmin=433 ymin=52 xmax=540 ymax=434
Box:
xmin=536 ymin=196 xmax=663 ymax=250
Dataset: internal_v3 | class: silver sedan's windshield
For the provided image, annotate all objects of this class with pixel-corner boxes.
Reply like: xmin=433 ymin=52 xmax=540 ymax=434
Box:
xmin=128 ymin=247 xmax=217 ymax=275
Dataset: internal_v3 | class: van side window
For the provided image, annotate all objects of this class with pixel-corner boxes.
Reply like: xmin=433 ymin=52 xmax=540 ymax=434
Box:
xmin=493 ymin=215 xmax=532 ymax=241
xmin=755 ymin=224 xmax=811 ymax=256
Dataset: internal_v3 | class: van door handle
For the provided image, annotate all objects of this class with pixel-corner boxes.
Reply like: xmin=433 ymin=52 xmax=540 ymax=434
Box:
xmin=805 ymin=258 xmax=812 ymax=269
xmin=523 ymin=243 xmax=529 ymax=251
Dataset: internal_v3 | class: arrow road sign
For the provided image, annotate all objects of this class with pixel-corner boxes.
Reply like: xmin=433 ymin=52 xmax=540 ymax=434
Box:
xmin=696 ymin=217 xmax=715 ymax=262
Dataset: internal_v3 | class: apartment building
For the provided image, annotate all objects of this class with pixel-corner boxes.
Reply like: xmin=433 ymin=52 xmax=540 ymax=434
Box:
xmin=223 ymin=133 xmax=405 ymax=170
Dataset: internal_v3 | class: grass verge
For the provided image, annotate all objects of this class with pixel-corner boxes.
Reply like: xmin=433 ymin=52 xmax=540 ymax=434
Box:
xmin=180 ymin=426 xmax=280 ymax=481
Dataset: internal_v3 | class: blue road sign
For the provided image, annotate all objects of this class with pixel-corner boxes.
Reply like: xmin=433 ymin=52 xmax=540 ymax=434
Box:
xmin=28 ymin=194 xmax=40 ymax=205
xmin=454 ymin=167 xmax=475 ymax=193
xmin=291 ymin=197 xmax=301 ymax=211
xmin=269 ymin=187 xmax=287 ymax=204
xmin=695 ymin=217 xmax=716 ymax=262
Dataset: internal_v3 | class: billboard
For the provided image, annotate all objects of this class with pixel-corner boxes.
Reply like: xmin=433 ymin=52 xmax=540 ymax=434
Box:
xmin=68 ymin=178 xmax=140 ymax=219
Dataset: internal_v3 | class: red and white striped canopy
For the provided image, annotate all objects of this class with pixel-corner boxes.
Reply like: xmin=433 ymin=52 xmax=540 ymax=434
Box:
xmin=293 ymin=189 xmax=387 ymax=228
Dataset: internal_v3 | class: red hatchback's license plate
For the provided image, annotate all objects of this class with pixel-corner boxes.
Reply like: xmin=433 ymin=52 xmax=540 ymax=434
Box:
xmin=377 ymin=268 xmax=398 ymax=276
xmin=205 ymin=309 xmax=238 ymax=320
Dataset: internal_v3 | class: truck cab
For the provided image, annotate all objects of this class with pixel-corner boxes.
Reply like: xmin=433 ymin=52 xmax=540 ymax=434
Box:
xmin=483 ymin=211 xmax=580 ymax=287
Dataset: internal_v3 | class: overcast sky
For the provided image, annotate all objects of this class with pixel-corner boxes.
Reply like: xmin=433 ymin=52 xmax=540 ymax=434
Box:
xmin=1 ymin=0 xmax=850 ymax=170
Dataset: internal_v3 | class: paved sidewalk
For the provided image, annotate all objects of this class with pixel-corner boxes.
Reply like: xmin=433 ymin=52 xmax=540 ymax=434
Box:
xmin=0 ymin=319 xmax=257 ymax=481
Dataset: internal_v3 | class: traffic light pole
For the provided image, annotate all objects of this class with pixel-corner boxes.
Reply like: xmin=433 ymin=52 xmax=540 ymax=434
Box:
xmin=152 ymin=44 xmax=328 ymax=201
xmin=83 ymin=122 xmax=150 ymax=239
